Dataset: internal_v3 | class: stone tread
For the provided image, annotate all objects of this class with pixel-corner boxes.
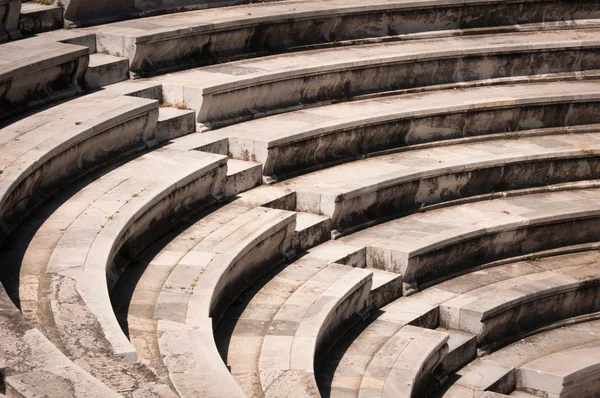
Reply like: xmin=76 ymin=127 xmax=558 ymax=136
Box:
xmin=0 ymin=37 xmax=87 ymax=77
xmin=259 ymin=264 xmax=372 ymax=398
xmin=151 ymin=28 xmax=600 ymax=95
xmin=322 ymin=248 xmax=600 ymax=397
xmin=283 ymin=129 xmax=600 ymax=201
xmin=0 ymin=89 xmax=158 ymax=209
xmin=126 ymin=202 xmax=296 ymax=397
xmin=444 ymin=318 xmax=600 ymax=395
xmin=517 ymin=346 xmax=600 ymax=396
xmin=90 ymin=0 xmax=600 ymax=43
xmin=18 ymin=146 xmax=226 ymax=395
xmin=359 ymin=325 xmax=449 ymax=398
xmin=439 ymin=252 xmax=600 ymax=333
xmin=0 ymin=284 xmax=119 ymax=397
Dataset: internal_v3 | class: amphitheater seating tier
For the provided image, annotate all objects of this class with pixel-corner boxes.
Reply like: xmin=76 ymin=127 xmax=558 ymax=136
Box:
xmin=3 ymin=0 xmax=600 ymax=397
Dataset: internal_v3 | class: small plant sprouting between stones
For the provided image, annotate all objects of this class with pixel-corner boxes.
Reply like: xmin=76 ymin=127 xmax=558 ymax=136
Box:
xmin=418 ymin=203 xmax=426 ymax=212
xmin=173 ymin=99 xmax=190 ymax=110
xmin=528 ymin=254 xmax=542 ymax=263
xmin=241 ymin=147 xmax=250 ymax=161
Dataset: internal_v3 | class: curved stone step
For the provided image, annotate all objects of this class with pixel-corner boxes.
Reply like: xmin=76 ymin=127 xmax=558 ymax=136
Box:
xmin=93 ymin=0 xmax=600 ymax=77
xmin=213 ymin=81 xmax=600 ymax=181
xmin=322 ymin=243 xmax=589 ymax=396
xmin=18 ymin=147 xmax=226 ymax=395
xmin=0 ymin=283 xmax=120 ymax=398
xmin=336 ymin=188 xmax=600 ymax=295
xmin=441 ymin=318 xmax=600 ymax=396
xmin=123 ymin=202 xmax=296 ymax=397
xmin=0 ymin=82 xmax=161 ymax=244
xmin=217 ymin=237 xmax=398 ymax=397
xmin=275 ymin=128 xmax=600 ymax=233
xmin=151 ymin=29 xmax=600 ymax=128
xmin=359 ymin=326 xmax=449 ymax=398
xmin=517 ymin=348 xmax=600 ymax=397
xmin=259 ymin=264 xmax=372 ymax=397
xmin=0 ymin=37 xmax=88 ymax=120
xmin=439 ymin=256 xmax=600 ymax=353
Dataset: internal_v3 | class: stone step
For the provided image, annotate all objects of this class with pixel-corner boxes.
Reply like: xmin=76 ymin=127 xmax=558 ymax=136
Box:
xmin=259 ymin=126 xmax=600 ymax=234
xmin=151 ymin=28 xmax=600 ymax=129
xmin=441 ymin=318 xmax=600 ymax=396
xmin=437 ymin=328 xmax=477 ymax=376
xmin=92 ymin=0 xmax=600 ymax=77
xmin=293 ymin=212 xmax=332 ymax=253
xmin=212 ymin=240 xmax=397 ymax=397
xmin=126 ymin=203 xmax=296 ymax=397
xmin=0 ymin=81 xmax=162 ymax=245
xmin=340 ymin=188 xmax=600 ymax=294
xmin=19 ymin=2 xmax=63 ymax=35
xmin=258 ymin=264 xmax=372 ymax=397
xmin=85 ymin=53 xmax=130 ymax=89
xmin=18 ymin=147 xmax=227 ymax=395
xmin=154 ymin=106 xmax=196 ymax=143
xmin=211 ymin=80 xmax=600 ymax=181
xmin=0 ymin=283 xmax=120 ymax=398
xmin=439 ymin=254 xmax=600 ymax=354
xmin=359 ymin=325 xmax=449 ymax=398
xmin=0 ymin=37 xmax=88 ymax=120
xmin=517 ymin=347 xmax=600 ymax=397
xmin=224 ymin=159 xmax=262 ymax=197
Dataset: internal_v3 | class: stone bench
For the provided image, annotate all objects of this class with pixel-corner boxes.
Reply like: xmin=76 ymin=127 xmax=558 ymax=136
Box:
xmin=0 ymin=37 xmax=89 ymax=120
xmin=93 ymin=0 xmax=600 ymax=78
xmin=0 ymin=284 xmax=120 ymax=397
xmin=151 ymin=28 xmax=600 ymax=128
xmin=336 ymin=188 xmax=600 ymax=295
xmin=0 ymin=81 xmax=162 ymax=244
xmin=517 ymin=347 xmax=600 ymax=397
xmin=359 ymin=326 xmax=449 ymax=398
xmin=213 ymin=80 xmax=600 ymax=181
xmin=444 ymin=317 xmax=600 ymax=396
xmin=259 ymin=264 xmax=372 ymax=397
xmin=141 ymin=204 xmax=296 ymax=397
xmin=18 ymin=147 xmax=226 ymax=395
xmin=0 ymin=0 xmax=20 ymax=42
xmin=279 ymin=127 xmax=600 ymax=233
xmin=440 ymin=261 xmax=600 ymax=353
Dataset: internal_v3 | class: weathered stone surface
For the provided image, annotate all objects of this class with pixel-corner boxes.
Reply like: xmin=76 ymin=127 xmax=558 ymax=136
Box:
xmin=0 ymin=83 xmax=161 ymax=245
xmin=149 ymin=29 xmax=600 ymax=129
xmin=212 ymin=80 xmax=600 ymax=180
xmin=0 ymin=0 xmax=21 ymax=42
xmin=0 ymin=284 xmax=119 ymax=397
xmin=18 ymin=147 xmax=226 ymax=395
xmin=359 ymin=326 xmax=449 ymax=398
xmin=84 ymin=53 xmax=129 ymax=89
xmin=19 ymin=2 xmax=63 ymax=35
xmin=259 ymin=265 xmax=372 ymax=397
xmin=517 ymin=347 xmax=600 ymax=398
xmin=94 ymin=0 xmax=600 ymax=77
xmin=121 ymin=202 xmax=296 ymax=397
xmin=0 ymin=38 xmax=88 ymax=120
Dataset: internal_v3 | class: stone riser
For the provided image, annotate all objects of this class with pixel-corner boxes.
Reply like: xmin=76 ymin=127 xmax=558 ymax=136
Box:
xmin=0 ymin=50 xmax=88 ymax=121
xmin=260 ymin=101 xmax=600 ymax=181
xmin=109 ymin=0 xmax=600 ymax=77
xmin=324 ymin=155 xmax=600 ymax=233
xmin=373 ymin=216 xmax=600 ymax=295
xmin=0 ymin=106 xmax=158 ymax=244
xmin=191 ymin=48 xmax=600 ymax=129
